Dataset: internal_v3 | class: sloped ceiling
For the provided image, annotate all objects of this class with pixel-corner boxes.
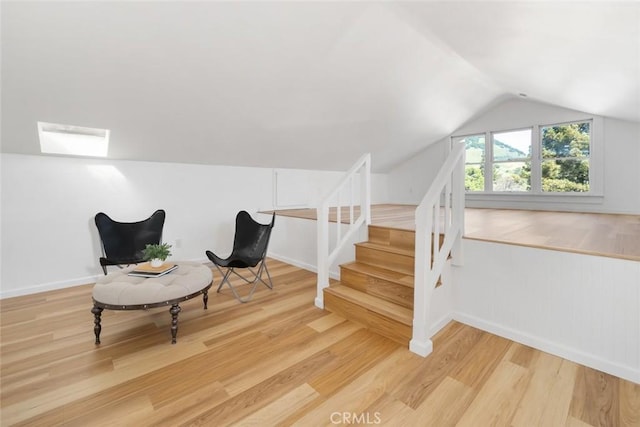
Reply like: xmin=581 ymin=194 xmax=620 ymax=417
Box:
xmin=1 ymin=2 xmax=638 ymax=172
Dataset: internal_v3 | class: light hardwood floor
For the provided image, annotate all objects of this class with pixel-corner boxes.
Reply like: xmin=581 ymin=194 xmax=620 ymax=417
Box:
xmin=1 ymin=259 xmax=638 ymax=426
xmin=464 ymin=208 xmax=640 ymax=261
xmin=270 ymin=204 xmax=640 ymax=261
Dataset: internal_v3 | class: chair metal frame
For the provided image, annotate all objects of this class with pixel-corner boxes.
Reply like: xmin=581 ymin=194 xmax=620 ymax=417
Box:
xmin=206 ymin=211 xmax=275 ymax=303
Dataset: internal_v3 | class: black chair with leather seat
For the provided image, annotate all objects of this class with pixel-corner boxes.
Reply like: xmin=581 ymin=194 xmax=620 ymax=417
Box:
xmin=206 ymin=211 xmax=275 ymax=303
xmin=94 ymin=209 xmax=166 ymax=275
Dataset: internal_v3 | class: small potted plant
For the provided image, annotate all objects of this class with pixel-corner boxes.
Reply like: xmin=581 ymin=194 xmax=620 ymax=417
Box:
xmin=143 ymin=243 xmax=172 ymax=268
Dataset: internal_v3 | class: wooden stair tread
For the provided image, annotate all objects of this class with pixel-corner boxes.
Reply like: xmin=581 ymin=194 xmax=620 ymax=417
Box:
xmin=341 ymin=261 xmax=414 ymax=288
xmin=354 ymin=241 xmax=415 ymax=257
xmin=368 ymin=224 xmax=416 ymax=233
xmin=324 ymin=284 xmax=413 ymax=325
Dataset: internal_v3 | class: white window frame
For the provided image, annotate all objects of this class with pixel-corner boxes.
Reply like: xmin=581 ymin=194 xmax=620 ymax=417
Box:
xmin=490 ymin=127 xmax=533 ymax=193
xmin=456 ymin=132 xmax=487 ymax=192
xmin=454 ymin=117 xmax=603 ymax=203
xmin=538 ymin=119 xmax=594 ymax=194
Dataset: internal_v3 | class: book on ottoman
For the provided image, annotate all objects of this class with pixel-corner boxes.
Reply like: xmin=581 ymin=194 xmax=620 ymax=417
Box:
xmin=128 ymin=262 xmax=178 ymax=278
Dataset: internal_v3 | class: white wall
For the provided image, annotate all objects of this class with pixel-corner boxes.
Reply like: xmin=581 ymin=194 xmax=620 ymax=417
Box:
xmin=386 ymin=137 xmax=450 ymax=204
xmin=600 ymin=118 xmax=640 ymax=214
xmin=0 ymin=153 xmax=388 ymax=298
xmin=454 ymin=239 xmax=640 ymax=384
xmin=387 ymin=98 xmax=640 ymax=214
xmin=273 ymin=165 xmax=386 ymax=209
xmin=267 ymin=217 xmax=368 ymax=280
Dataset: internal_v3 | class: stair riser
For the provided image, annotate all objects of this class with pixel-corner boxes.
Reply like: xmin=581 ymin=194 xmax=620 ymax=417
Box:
xmin=340 ymin=267 xmax=413 ymax=309
xmin=356 ymin=246 xmax=414 ymax=275
xmin=324 ymin=291 xmax=412 ymax=345
xmin=368 ymin=226 xmax=415 ymax=251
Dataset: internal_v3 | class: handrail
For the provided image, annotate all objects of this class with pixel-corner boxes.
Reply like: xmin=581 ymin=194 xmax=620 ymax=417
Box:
xmin=315 ymin=153 xmax=371 ymax=309
xmin=410 ymin=141 xmax=465 ymax=357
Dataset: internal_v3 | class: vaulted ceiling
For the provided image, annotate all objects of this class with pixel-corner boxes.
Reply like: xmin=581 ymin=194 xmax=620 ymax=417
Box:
xmin=2 ymin=2 xmax=638 ymax=172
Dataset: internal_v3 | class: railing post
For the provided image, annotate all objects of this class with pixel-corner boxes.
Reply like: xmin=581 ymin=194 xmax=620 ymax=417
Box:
xmin=363 ymin=154 xmax=371 ymax=225
xmin=451 ymin=147 xmax=465 ymax=266
xmin=410 ymin=206 xmax=434 ymax=357
xmin=315 ymin=203 xmax=329 ymax=309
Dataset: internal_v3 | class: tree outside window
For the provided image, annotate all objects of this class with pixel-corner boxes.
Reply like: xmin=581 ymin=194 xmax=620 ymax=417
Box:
xmin=541 ymin=122 xmax=590 ymax=192
xmin=463 ymin=135 xmax=485 ymax=191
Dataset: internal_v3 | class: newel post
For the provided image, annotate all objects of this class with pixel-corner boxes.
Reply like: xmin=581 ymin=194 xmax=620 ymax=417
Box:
xmin=362 ymin=154 xmax=372 ymax=225
xmin=315 ymin=203 xmax=329 ymax=309
xmin=409 ymin=205 xmax=434 ymax=357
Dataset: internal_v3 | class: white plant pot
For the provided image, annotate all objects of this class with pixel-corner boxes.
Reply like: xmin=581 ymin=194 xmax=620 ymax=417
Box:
xmin=150 ymin=258 xmax=164 ymax=268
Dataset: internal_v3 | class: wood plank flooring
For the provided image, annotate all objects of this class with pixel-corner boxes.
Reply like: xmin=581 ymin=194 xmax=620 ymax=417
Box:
xmin=464 ymin=208 xmax=640 ymax=261
xmin=269 ymin=204 xmax=640 ymax=261
xmin=1 ymin=259 xmax=638 ymax=426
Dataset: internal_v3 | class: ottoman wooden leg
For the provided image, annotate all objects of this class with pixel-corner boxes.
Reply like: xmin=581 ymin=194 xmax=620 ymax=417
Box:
xmin=92 ymin=305 xmax=103 ymax=345
xmin=170 ymin=304 xmax=181 ymax=344
xmin=203 ymin=289 xmax=209 ymax=310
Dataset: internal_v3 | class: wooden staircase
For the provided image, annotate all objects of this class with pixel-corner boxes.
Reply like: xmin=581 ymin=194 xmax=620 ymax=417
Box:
xmin=323 ymin=225 xmax=417 ymax=345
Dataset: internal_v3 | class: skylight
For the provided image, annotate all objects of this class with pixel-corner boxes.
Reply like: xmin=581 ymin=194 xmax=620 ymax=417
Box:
xmin=38 ymin=122 xmax=109 ymax=157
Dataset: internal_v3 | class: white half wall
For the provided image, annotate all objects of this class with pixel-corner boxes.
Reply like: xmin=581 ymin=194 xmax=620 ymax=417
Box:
xmin=0 ymin=153 xmax=388 ymax=298
xmin=430 ymin=262 xmax=454 ymax=338
xmin=453 ymin=239 xmax=640 ymax=384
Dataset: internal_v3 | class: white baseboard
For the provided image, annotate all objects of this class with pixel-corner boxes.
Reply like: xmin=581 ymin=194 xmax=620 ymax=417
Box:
xmin=408 ymin=315 xmax=453 ymax=358
xmin=0 ymin=257 xmax=213 ymax=300
xmin=267 ymin=252 xmax=340 ymax=279
xmin=409 ymin=338 xmax=433 ymax=357
xmin=453 ymin=311 xmax=640 ymax=384
xmin=430 ymin=314 xmax=453 ymax=338
xmin=0 ymin=275 xmax=101 ymax=299
xmin=268 ymin=252 xmax=317 ymax=273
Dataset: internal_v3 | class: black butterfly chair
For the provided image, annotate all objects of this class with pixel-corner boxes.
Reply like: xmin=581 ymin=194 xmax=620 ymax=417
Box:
xmin=206 ymin=211 xmax=275 ymax=303
xmin=94 ymin=209 xmax=166 ymax=275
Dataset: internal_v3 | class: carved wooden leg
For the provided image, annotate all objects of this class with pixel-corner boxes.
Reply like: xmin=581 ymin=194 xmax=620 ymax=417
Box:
xmin=91 ymin=305 xmax=103 ymax=345
xmin=203 ymin=289 xmax=209 ymax=310
xmin=170 ymin=304 xmax=181 ymax=344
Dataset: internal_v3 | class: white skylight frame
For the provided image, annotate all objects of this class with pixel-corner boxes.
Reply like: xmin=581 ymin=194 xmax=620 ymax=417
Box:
xmin=38 ymin=121 xmax=109 ymax=157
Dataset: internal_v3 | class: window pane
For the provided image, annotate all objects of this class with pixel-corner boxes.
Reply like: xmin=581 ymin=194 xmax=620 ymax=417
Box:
xmin=493 ymin=129 xmax=531 ymax=161
xmin=542 ymin=122 xmax=590 ymax=159
xmin=542 ymin=159 xmax=590 ymax=192
xmin=465 ymin=165 xmax=484 ymax=191
xmin=493 ymin=162 xmax=530 ymax=192
xmin=462 ymin=135 xmax=485 ymax=164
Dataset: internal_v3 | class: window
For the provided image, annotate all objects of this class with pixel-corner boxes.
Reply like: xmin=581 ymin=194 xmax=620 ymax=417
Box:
xmin=38 ymin=122 xmax=109 ymax=157
xmin=462 ymin=134 xmax=485 ymax=192
xmin=456 ymin=119 xmax=593 ymax=195
xmin=541 ymin=122 xmax=590 ymax=192
xmin=492 ymin=129 xmax=532 ymax=192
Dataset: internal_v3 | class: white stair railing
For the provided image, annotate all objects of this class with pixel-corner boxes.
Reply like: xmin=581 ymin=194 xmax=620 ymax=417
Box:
xmin=315 ymin=153 xmax=371 ymax=309
xmin=410 ymin=141 xmax=465 ymax=356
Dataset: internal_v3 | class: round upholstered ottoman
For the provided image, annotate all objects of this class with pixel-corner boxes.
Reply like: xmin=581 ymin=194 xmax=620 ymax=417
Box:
xmin=91 ymin=262 xmax=213 ymax=344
